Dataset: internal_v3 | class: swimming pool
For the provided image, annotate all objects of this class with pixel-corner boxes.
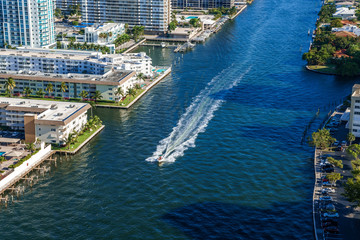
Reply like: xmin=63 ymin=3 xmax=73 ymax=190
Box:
xmin=156 ymin=69 xmax=166 ymax=73
xmin=0 ymin=152 xmax=5 ymax=156
xmin=186 ymin=16 xmax=198 ymax=19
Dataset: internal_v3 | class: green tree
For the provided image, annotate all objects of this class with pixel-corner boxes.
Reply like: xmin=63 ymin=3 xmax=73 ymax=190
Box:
xmin=4 ymin=77 xmax=16 ymax=96
xmin=336 ymin=61 xmax=360 ymax=77
xmin=132 ymin=26 xmax=145 ymax=41
xmin=45 ymin=83 xmax=54 ymax=97
xmin=348 ymin=144 xmax=360 ymax=160
xmin=348 ymin=132 xmax=356 ymax=146
xmin=60 ymin=82 xmax=68 ymax=99
xmin=327 ymin=157 xmax=343 ymax=168
xmin=309 ymin=128 xmax=336 ymax=149
xmin=92 ymin=90 xmax=103 ymax=103
xmin=79 ymin=90 xmax=88 ymax=101
xmin=23 ymin=87 xmax=32 ymax=97
xmin=115 ymin=87 xmax=125 ymax=101
xmin=72 ymin=21 xmax=79 ymax=26
xmin=189 ymin=18 xmax=201 ymax=27
xmin=36 ymin=89 xmax=45 ymax=98
xmin=26 ymin=143 xmax=36 ymax=153
xmin=344 ymin=178 xmax=360 ymax=206
xmin=330 ymin=19 xmax=343 ymax=28
xmin=127 ymin=88 xmax=136 ymax=98
xmin=326 ymin=172 xmax=343 ymax=185
xmin=168 ymin=21 xmax=177 ymax=31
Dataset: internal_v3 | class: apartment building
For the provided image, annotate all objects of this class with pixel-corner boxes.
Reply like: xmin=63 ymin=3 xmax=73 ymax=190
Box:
xmin=0 ymin=0 xmax=55 ymax=48
xmin=85 ymin=23 xmax=125 ymax=44
xmin=0 ymin=48 xmax=153 ymax=76
xmin=0 ymin=97 xmax=90 ymax=144
xmin=81 ymin=0 xmax=171 ymax=33
xmin=349 ymin=84 xmax=360 ymax=137
xmin=171 ymin=0 xmax=234 ymax=9
xmin=0 ymin=70 xmax=138 ymax=101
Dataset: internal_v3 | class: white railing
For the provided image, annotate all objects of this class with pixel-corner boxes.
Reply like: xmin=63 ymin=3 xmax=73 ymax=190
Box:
xmin=0 ymin=145 xmax=52 ymax=193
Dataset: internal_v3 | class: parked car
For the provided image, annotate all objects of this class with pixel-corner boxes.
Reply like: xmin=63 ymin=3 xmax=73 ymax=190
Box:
xmin=324 ymin=226 xmax=339 ymax=234
xmin=341 ymin=140 xmax=347 ymax=146
xmin=323 ymin=182 xmax=335 ymax=187
xmin=320 ymin=196 xmax=333 ymax=201
xmin=322 ymin=220 xmax=338 ymax=228
xmin=322 ymin=188 xmax=335 ymax=194
xmin=324 ymin=168 xmax=334 ymax=173
xmin=325 ymin=204 xmax=335 ymax=211
xmin=323 ymin=212 xmax=339 ymax=218
xmin=333 ymin=141 xmax=340 ymax=146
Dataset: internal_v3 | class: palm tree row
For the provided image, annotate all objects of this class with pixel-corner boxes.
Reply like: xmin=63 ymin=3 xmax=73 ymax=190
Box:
xmin=64 ymin=115 xmax=102 ymax=149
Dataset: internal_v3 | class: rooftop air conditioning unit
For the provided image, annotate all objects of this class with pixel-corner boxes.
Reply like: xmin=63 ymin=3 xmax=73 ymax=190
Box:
xmin=50 ymin=104 xmax=58 ymax=110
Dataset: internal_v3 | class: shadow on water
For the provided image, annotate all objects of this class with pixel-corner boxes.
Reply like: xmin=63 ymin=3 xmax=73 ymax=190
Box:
xmin=162 ymin=201 xmax=313 ymax=240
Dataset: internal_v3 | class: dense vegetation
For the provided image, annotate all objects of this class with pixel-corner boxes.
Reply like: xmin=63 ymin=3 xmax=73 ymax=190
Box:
xmin=302 ymin=3 xmax=360 ymax=76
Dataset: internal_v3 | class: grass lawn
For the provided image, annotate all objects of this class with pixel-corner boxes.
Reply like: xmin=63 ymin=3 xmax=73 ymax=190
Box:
xmin=308 ymin=65 xmax=337 ymax=74
xmin=119 ymin=89 xmax=144 ymax=106
xmin=52 ymin=125 xmax=103 ymax=152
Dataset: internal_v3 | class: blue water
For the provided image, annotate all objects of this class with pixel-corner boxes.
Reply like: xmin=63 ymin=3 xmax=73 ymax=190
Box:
xmin=156 ymin=69 xmax=166 ymax=73
xmin=1 ymin=0 xmax=359 ymax=239
xmin=186 ymin=16 xmax=198 ymax=19
xmin=0 ymin=152 xmax=5 ymax=156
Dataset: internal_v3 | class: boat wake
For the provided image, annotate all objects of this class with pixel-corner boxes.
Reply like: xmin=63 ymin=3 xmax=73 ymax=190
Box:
xmin=146 ymin=65 xmax=251 ymax=164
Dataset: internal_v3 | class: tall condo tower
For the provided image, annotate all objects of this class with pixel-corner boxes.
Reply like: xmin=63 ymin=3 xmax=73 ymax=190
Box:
xmin=0 ymin=0 xmax=55 ymax=48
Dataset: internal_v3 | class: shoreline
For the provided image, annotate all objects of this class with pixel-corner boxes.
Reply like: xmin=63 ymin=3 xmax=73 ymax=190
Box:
xmin=96 ymin=67 xmax=172 ymax=109
xmin=305 ymin=65 xmax=337 ymax=76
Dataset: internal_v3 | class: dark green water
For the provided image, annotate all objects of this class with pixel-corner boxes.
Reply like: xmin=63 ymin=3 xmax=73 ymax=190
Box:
xmin=2 ymin=0 xmax=359 ymax=239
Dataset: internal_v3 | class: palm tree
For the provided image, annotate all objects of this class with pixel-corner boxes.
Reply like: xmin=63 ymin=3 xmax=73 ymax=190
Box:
xmin=127 ymin=88 xmax=136 ymax=98
xmin=135 ymin=84 xmax=141 ymax=90
xmin=115 ymin=87 xmax=124 ymax=101
xmin=26 ymin=143 xmax=36 ymax=153
xmin=79 ymin=90 xmax=88 ymax=101
xmin=92 ymin=90 xmax=103 ymax=103
xmin=60 ymin=82 xmax=68 ymax=99
xmin=23 ymin=87 xmax=32 ymax=97
xmin=4 ymin=77 xmax=16 ymax=96
xmin=136 ymin=73 xmax=146 ymax=82
xmin=36 ymin=89 xmax=45 ymax=98
xmin=45 ymin=83 xmax=54 ymax=97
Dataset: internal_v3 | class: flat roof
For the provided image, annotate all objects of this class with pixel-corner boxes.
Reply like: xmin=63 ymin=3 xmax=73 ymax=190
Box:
xmin=0 ymin=70 xmax=136 ymax=86
xmin=0 ymin=97 xmax=90 ymax=124
xmin=0 ymin=137 xmax=20 ymax=143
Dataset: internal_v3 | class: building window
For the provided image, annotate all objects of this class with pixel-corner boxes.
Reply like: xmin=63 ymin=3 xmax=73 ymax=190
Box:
xmin=38 ymin=128 xmax=41 ymax=130
xmin=355 ymin=112 xmax=360 ymax=115
xmin=51 ymin=128 xmax=56 ymax=131
xmin=356 ymin=100 xmax=360 ymax=103
xmin=353 ymin=129 xmax=358 ymax=132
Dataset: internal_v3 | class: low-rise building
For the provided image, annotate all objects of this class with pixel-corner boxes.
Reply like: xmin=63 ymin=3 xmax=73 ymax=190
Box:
xmin=349 ymin=84 xmax=360 ymax=137
xmin=332 ymin=24 xmax=360 ymax=36
xmin=0 ymin=70 xmax=138 ymax=102
xmin=333 ymin=7 xmax=356 ymax=20
xmin=0 ymin=48 xmax=153 ymax=77
xmin=0 ymin=97 xmax=91 ymax=145
xmin=85 ymin=23 xmax=125 ymax=44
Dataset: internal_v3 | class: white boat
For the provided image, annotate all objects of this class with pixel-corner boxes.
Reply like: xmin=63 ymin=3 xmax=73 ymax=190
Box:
xmin=161 ymin=42 xmax=167 ymax=48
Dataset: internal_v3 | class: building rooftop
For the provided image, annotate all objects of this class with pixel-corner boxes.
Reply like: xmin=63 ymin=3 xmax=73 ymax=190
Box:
xmin=0 ymin=97 xmax=90 ymax=123
xmin=0 ymin=69 xmax=136 ymax=86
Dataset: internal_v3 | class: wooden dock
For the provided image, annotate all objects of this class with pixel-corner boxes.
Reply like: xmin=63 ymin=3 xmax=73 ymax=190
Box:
xmin=0 ymin=146 xmax=55 ymax=198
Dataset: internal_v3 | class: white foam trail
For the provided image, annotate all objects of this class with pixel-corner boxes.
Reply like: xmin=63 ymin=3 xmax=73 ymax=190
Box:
xmin=146 ymin=66 xmax=252 ymax=164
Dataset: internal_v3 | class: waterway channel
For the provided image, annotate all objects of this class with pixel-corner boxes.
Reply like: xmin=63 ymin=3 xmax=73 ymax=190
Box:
xmin=1 ymin=0 xmax=360 ymax=239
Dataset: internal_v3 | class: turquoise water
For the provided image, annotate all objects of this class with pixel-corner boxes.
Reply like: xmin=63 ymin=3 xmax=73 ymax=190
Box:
xmin=186 ymin=16 xmax=198 ymax=19
xmin=1 ymin=0 xmax=359 ymax=239
xmin=0 ymin=152 xmax=5 ymax=156
xmin=156 ymin=69 xmax=166 ymax=73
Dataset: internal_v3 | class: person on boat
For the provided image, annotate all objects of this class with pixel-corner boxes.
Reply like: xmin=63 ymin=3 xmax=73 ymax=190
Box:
xmin=158 ymin=155 xmax=163 ymax=161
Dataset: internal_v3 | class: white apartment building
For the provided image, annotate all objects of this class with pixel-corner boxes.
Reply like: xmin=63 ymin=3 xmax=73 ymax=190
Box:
xmin=349 ymin=84 xmax=360 ymax=137
xmin=0 ymin=0 xmax=55 ymax=48
xmin=333 ymin=7 xmax=356 ymax=20
xmin=0 ymin=97 xmax=90 ymax=145
xmin=85 ymin=23 xmax=125 ymax=44
xmin=1 ymin=48 xmax=153 ymax=76
xmin=81 ymin=0 xmax=171 ymax=33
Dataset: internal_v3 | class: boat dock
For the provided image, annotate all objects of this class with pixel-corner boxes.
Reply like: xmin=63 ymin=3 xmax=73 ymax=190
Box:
xmin=0 ymin=145 xmax=56 ymax=205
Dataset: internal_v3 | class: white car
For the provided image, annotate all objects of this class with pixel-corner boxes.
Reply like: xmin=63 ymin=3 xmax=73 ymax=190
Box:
xmin=323 ymin=212 xmax=339 ymax=218
xmin=322 ymin=188 xmax=335 ymax=194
